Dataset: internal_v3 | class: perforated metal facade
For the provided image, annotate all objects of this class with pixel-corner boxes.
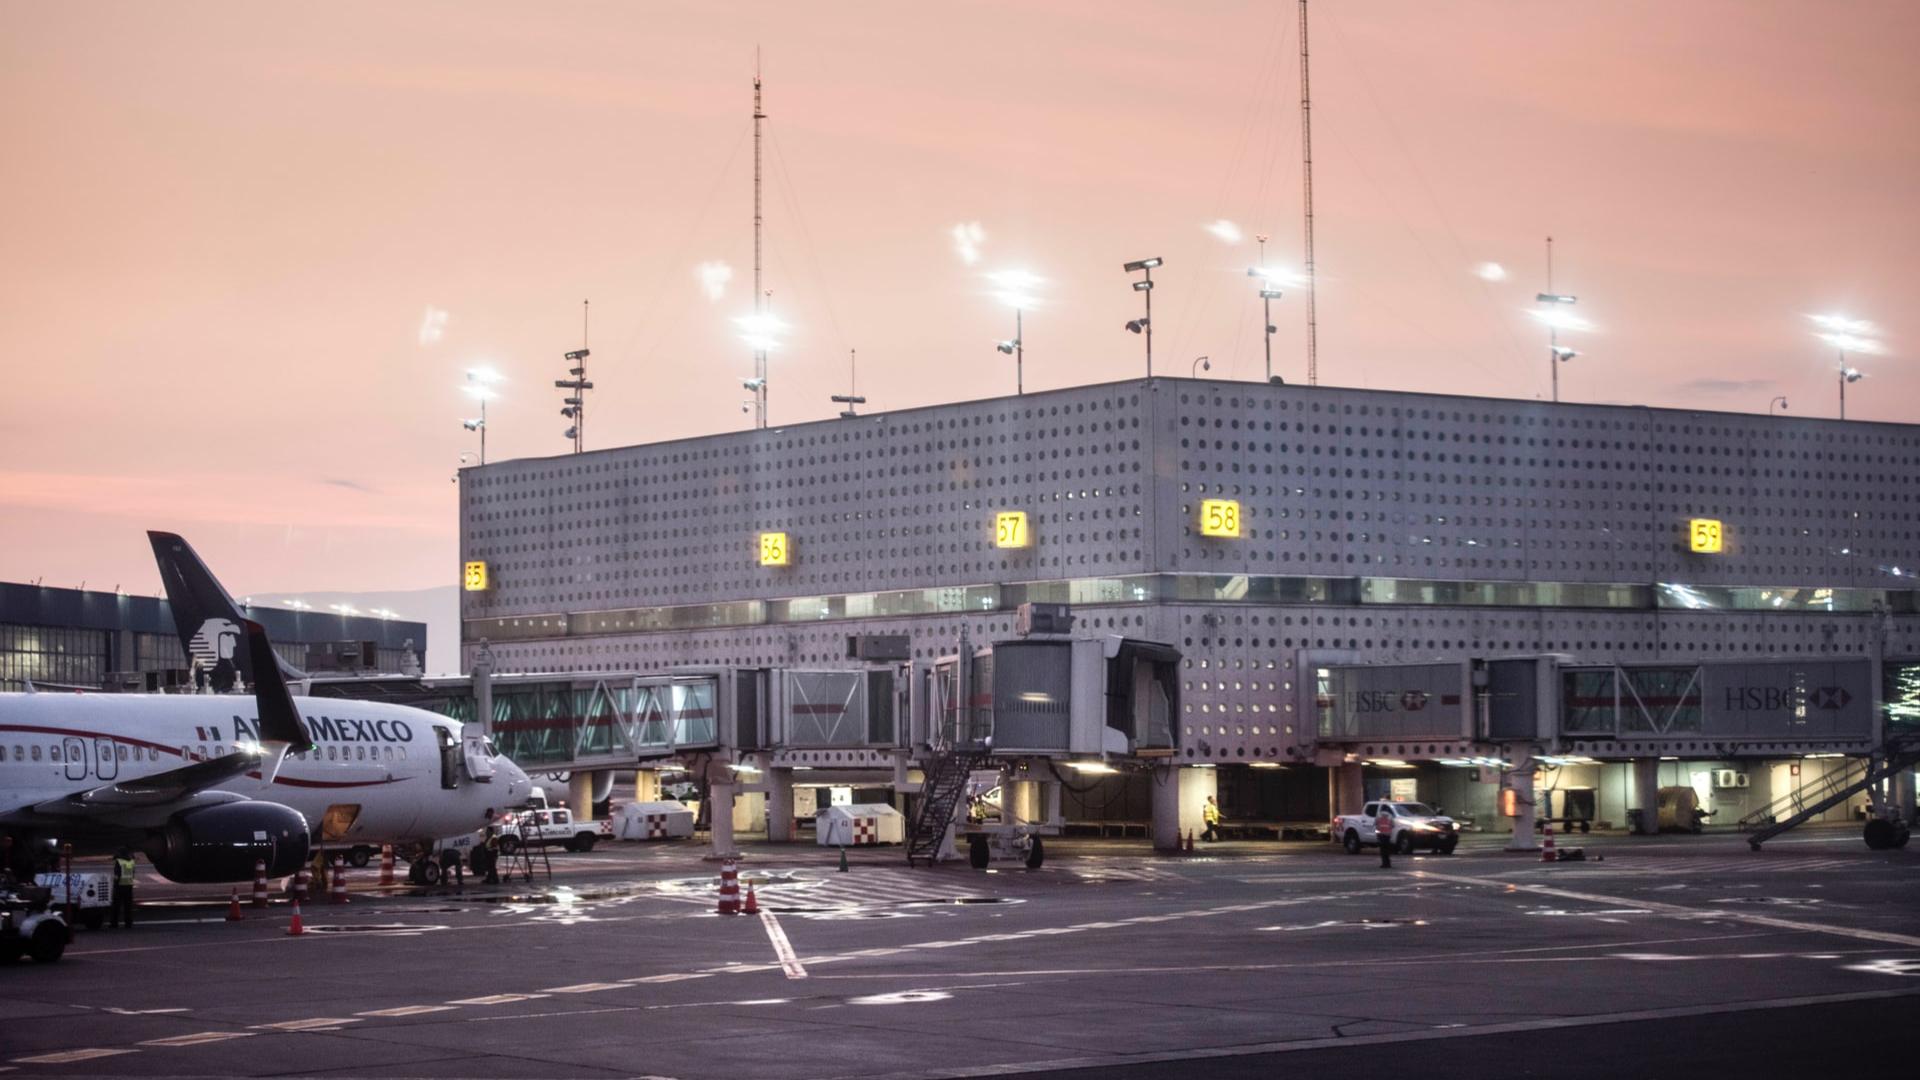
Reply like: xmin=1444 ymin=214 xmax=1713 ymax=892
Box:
xmin=459 ymin=378 xmax=1920 ymax=764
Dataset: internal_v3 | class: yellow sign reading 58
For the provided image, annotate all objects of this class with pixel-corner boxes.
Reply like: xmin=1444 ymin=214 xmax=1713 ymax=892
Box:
xmin=1199 ymin=499 xmax=1242 ymax=538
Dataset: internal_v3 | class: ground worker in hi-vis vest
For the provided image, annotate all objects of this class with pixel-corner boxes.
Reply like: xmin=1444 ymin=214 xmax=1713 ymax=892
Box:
xmin=110 ymin=847 xmax=138 ymax=928
xmin=1202 ymin=796 xmax=1222 ymax=842
xmin=1376 ymin=805 xmax=1395 ymax=869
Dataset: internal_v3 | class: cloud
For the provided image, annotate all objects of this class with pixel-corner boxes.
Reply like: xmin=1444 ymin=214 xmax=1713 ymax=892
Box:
xmin=1679 ymin=378 xmax=1773 ymax=394
xmin=1203 ymin=219 xmax=1242 ymax=244
xmin=323 ymin=478 xmax=379 ymax=494
xmin=0 ymin=471 xmax=441 ymax=533
xmin=696 ymin=261 xmax=733 ymax=302
xmin=951 ymin=221 xmax=985 ymax=266
xmin=417 ymin=306 xmax=448 ymax=346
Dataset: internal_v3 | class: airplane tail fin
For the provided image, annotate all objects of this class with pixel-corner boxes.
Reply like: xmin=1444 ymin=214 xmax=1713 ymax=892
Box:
xmin=148 ymin=530 xmax=308 ymax=690
xmin=242 ymin=619 xmax=315 ymax=778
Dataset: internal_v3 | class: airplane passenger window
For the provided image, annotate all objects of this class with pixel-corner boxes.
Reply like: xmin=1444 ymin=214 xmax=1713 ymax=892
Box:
xmin=31 ymin=746 xmax=41 ymax=761
xmin=117 ymin=745 xmax=128 ymax=761
xmin=197 ymin=745 xmax=207 ymax=758
xmin=49 ymin=746 xmax=61 ymax=762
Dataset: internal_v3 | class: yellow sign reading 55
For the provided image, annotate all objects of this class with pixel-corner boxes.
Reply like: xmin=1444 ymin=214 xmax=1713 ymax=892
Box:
xmin=1199 ymin=499 xmax=1242 ymax=538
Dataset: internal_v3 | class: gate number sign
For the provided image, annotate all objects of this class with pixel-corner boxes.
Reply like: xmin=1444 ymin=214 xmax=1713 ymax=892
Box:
xmin=1199 ymin=499 xmax=1242 ymax=538
xmin=758 ymin=532 xmax=791 ymax=566
xmin=1688 ymin=518 xmax=1724 ymax=554
xmin=993 ymin=511 xmax=1030 ymax=549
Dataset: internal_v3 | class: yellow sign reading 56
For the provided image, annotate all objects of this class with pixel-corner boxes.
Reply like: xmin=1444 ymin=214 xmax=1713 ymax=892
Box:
xmin=758 ymin=532 xmax=791 ymax=566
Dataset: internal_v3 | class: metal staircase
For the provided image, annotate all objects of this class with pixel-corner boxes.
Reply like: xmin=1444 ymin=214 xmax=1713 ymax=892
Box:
xmin=906 ymin=748 xmax=988 ymax=867
xmin=1747 ymin=735 xmax=1920 ymax=851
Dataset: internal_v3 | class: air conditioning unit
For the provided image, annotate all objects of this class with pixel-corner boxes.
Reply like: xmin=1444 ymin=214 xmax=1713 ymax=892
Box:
xmin=1714 ymin=769 xmax=1748 ymax=789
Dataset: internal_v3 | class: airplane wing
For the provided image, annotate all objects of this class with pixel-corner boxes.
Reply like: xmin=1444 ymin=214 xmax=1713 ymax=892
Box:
xmin=31 ymin=750 xmax=261 ymax=815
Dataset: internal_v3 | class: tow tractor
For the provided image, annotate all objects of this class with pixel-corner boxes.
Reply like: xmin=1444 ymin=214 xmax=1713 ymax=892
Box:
xmin=0 ymin=877 xmax=70 ymax=964
xmin=960 ymin=769 xmax=1050 ymax=870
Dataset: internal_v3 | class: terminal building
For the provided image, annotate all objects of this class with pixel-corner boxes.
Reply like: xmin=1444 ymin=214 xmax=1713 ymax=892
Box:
xmin=454 ymin=377 xmax=1920 ymax=848
xmin=0 ymin=582 xmax=427 ymax=693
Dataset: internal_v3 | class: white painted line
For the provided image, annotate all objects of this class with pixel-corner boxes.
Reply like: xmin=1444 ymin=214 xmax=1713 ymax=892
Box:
xmin=446 ymin=993 xmax=549 ymax=1006
xmin=11 ymin=1049 xmax=138 ymax=1065
xmin=355 ymin=1005 xmax=460 ymax=1018
xmin=1414 ymin=869 xmax=1920 ymax=948
xmin=850 ymin=987 xmax=1920 ymax=1080
xmin=622 ymin=972 xmax=712 ymax=984
xmin=540 ymin=982 xmax=626 ymax=994
xmin=253 ymin=1017 xmax=361 ymax=1032
xmin=760 ymin=911 xmax=809 ymax=980
xmin=138 ymin=1032 xmax=256 ymax=1047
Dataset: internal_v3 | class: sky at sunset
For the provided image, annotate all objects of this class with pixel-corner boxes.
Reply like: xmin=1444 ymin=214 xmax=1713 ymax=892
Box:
xmin=2 ymin=1 xmax=1915 ymax=616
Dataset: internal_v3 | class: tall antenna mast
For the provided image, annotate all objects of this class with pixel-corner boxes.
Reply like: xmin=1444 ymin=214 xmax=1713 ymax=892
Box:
xmin=1299 ymin=0 xmax=1319 ymax=386
xmin=752 ymin=55 xmax=768 ymax=429
xmin=557 ymin=299 xmax=592 ymax=453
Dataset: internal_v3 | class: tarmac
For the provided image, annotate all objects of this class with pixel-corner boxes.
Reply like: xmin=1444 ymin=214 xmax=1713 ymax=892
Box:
xmin=4 ymin=827 xmax=1917 ymax=1078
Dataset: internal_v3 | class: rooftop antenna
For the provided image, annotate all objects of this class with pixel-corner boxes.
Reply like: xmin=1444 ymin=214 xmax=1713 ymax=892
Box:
xmin=752 ymin=53 xmax=769 ymax=429
xmin=832 ymin=348 xmax=865 ymax=418
xmin=1299 ymin=0 xmax=1318 ymax=386
xmin=557 ymin=298 xmax=592 ymax=453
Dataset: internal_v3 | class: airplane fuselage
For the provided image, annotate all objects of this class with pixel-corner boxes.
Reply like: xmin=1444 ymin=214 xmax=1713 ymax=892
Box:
xmin=0 ymin=691 xmax=530 ymax=870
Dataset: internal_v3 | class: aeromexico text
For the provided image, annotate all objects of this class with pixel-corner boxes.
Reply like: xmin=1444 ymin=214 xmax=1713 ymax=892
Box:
xmin=228 ymin=714 xmax=417 ymax=745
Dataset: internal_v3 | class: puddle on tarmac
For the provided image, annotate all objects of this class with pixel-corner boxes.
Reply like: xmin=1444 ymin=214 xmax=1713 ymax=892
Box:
xmin=1259 ymin=917 xmax=1429 ymax=932
xmin=1525 ymin=907 xmax=1652 ymax=917
xmin=1709 ymin=896 xmax=1821 ymax=907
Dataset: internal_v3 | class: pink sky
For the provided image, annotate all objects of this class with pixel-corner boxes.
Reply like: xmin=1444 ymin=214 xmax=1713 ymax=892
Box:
xmin=2 ymin=1 xmax=1914 ymax=608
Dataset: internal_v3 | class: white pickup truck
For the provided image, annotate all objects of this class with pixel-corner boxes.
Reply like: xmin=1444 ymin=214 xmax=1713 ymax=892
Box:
xmin=1335 ymin=801 xmax=1460 ymax=856
xmin=497 ymin=807 xmax=603 ymax=854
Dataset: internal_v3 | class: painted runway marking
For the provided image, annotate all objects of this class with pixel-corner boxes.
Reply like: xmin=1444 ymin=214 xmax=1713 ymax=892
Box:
xmin=11 ymin=1049 xmax=137 ymax=1065
xmin=1414 ymin=869 xmax=1920 ymax=948
xmin=253 ymin=1017 xmax=361 ymax=1032
xmin=447 ymin=993 xmax=548 ymax=1006
xmin=356 ymin=1005 xmax=459 ymax=1017
xmin=540 ymin=981 xmax=626 ymax=993
xmin=759 ymin=910 xmax=808 ymax=980
xmin=138 ymin=1032 xmax=255 ymax=1047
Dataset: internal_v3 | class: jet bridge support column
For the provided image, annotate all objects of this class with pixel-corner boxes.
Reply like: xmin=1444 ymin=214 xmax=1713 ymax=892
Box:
xmin=1630 ymin=757 xmax=1660 ymax=836
xmin=767 ymin=767 xmax=796 ymax=843
xmin=569 ymin=773 xmax=596 ymax=819
xmin=1504 ymin=752 xmax=1539 ymax=851
xmin=1330 ymin=761 xmax=1364 ymax=819
xmin=1151 ymin=764 xmax=1183 ymax=852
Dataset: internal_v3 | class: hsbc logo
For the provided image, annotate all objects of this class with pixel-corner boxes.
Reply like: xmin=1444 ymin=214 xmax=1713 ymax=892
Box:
xmin=1723 ymin=685 xmax=1853 ymax=712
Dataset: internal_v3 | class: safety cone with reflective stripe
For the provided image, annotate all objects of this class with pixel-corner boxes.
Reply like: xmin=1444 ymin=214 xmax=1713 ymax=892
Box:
xmin=1541 ymin=824 xmax=1557 ymax=863
xmin=227 ymin=887 xmax=244 ymax=922
xmin=329 ymin=856 xmax=349 ymax=903
xmin=293 ymin=868 xmax=310 ymax=903
xmin=251 ymin=859 xmax=268 ymax=908
xmin=743 ymin=883 xmax=760 ymax=915
xmin=286 ymin=900 xmax=304 ymax=936
xmin=716 ymin=859 xmax=741 ymax=915
xmin=379 ymin=844 xmax=395 ymax=887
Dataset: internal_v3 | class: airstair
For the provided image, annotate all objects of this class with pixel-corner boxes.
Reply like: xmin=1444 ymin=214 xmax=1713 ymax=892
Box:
xmin=1745 ymin=734 xmax=1920 ymax=850
xmin=906 ymin=748 xmax=988 ymax=867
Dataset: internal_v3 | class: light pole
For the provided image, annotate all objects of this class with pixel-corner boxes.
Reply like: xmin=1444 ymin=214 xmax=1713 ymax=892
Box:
xmin=1536 ymin=237 xmax=1579 ymax=403
xmin=463 ymin=368 xmax=502 ymax=464
xmin=1808 ymin=314 xmax=1880 ymax=421
xmin=1246 ymin=267 xmax=1284 ymax=384
xmin=1124 ymin=257 xmax=1162 ymax=377
xmin=831 ymin=348 xmax=866 ymax=418
xmin=1191 ymin=355 xmax=1211 ymax=378
xmin=987 ymin=270 xmax=1042 ymax=395
xmin=1768 ymin=395 xmax=1789 ymax=417
xmin=734 ymin=307 xmax=788 ymax=429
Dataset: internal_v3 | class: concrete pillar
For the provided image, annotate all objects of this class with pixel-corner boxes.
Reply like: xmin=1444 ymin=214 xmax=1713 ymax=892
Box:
xmin=707 ymin=780 xmax=737 ymax=859
xmin=634 ymin=769 xmax=660 ymax=803
xmin=1002 ymin=779 xmax=1034 ymax=826
xmin=568 ymin=772 xmax=595 ymax=819
xmin=1330 ymin=761 xmax=1365 ymax=819
xmin=1630 ymin=757 xmax=1660 ymax=836
xmin=1151 ymin=764 xmax=1184 ymax=852
xmin=1504 ymin=755 xmax=1539 ymax=851
xmin=1894 ymin=767 xmax=1917 ymax=826
xmin=767 ymin=767 xmax=795 ymax=842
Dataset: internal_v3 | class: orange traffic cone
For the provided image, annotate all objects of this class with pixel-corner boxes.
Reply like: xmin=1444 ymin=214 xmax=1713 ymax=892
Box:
xmin=1184 ymin=829 xmax=1194 ymax=854
xmin=286 ymin=900 xmax=304 ymax=936
xmin=1541 ymin=823 xmax=1557 ymax=863
xmin=743 ymin=883 xmax=760 ymax=915
xmin=227 ymin=887 xmax=243 ymax=922
xmin=378 ymin=844 xmax=395 ymax=887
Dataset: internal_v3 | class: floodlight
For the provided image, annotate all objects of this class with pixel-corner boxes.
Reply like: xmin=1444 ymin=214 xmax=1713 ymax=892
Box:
xmin=1126 ymin=319 xmax=1149 ymax=334
xmin=1122 ymin=257 xmax=1163 ymax=272
xmin=1132 ymin=280 xmax=1153 ymax=292
xmin=1535 ymin=292 xmax=1578 ymax=304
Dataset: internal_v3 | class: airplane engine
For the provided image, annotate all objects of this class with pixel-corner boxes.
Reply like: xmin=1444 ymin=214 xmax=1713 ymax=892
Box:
xmin=146 ymin=802 xmax=311 ymax=883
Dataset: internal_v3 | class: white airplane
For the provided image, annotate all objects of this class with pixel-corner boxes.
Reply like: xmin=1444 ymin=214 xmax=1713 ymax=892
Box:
xmin=0 ymin=620 xmax=531 ymax=883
